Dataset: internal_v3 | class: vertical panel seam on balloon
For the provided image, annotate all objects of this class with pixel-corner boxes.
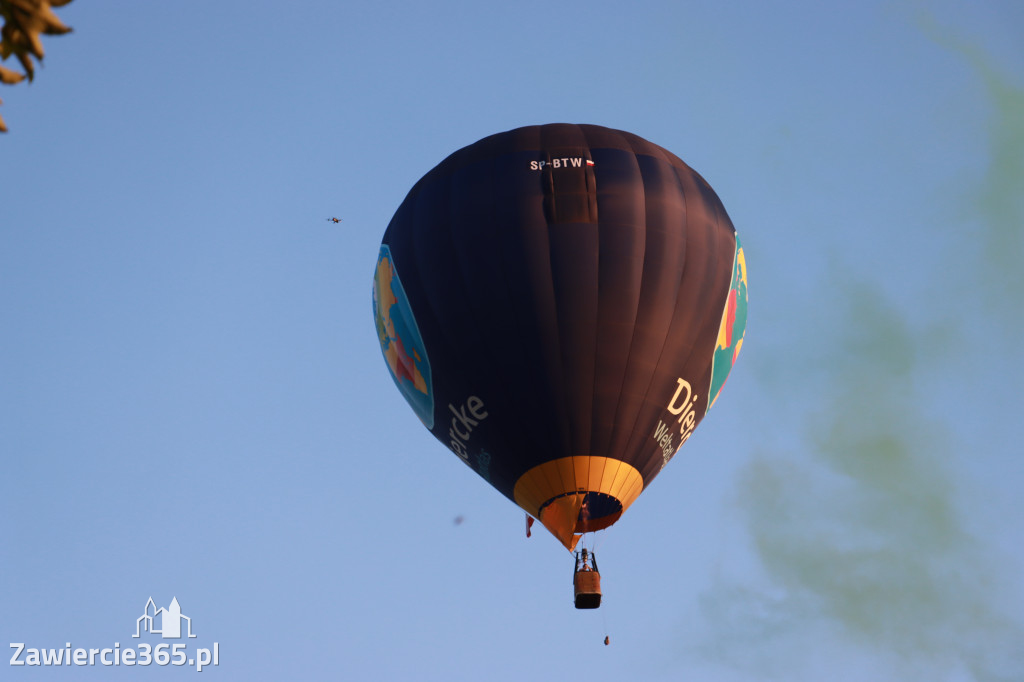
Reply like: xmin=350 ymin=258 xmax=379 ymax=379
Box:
xmin=609 ymin=142 xmax=689 ymax=479
xmin=600 ymin=130 xmax=653 ymax=469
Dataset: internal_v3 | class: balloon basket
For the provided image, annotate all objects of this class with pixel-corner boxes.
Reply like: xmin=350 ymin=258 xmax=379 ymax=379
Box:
xmin=573 ymin=549 xmax=602 ymax=609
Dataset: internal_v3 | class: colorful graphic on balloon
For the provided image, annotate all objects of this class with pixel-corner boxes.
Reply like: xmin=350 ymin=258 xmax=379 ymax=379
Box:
xmin=708 ymin=238 xmax=748 ymax=411
xmin=372 ymin=245 xmax=433 ymax=428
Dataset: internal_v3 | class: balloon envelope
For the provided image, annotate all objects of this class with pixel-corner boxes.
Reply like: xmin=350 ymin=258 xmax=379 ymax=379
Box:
xmin=372 ymin=123 xmax=747 ymax=549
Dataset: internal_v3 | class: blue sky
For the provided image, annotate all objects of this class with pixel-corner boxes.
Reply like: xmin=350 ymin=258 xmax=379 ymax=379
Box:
xmin=2 ymin=1 xmax=1022 ymax=680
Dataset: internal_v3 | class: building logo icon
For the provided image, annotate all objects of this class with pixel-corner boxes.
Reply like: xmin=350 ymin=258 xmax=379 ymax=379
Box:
xmin=133 ymin=597 xmax=197 ymax=639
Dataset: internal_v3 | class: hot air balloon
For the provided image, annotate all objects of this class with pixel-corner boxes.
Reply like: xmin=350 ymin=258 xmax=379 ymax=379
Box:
xmin=372 ymin=124 xmax=747 ymax=601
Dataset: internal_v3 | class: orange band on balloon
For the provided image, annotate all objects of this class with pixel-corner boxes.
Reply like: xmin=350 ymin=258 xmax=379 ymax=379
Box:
xmin=513 ymin=457 xmax=644 ymax=550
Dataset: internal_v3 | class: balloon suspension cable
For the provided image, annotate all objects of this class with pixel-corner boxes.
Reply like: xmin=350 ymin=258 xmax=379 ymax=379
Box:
xmin=591 ymin=530 xmax=605 ymax=554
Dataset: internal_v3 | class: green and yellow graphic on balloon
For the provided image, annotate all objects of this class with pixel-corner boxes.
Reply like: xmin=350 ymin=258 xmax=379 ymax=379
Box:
xmin=708 ymin=238 xmax=747 ymax=412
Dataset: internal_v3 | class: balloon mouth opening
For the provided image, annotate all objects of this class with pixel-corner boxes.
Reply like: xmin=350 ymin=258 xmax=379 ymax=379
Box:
xmin=538 ymin=491 xmax=624 ymax=550
xmin=539 ymin=491 xmax=623 ymax=532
